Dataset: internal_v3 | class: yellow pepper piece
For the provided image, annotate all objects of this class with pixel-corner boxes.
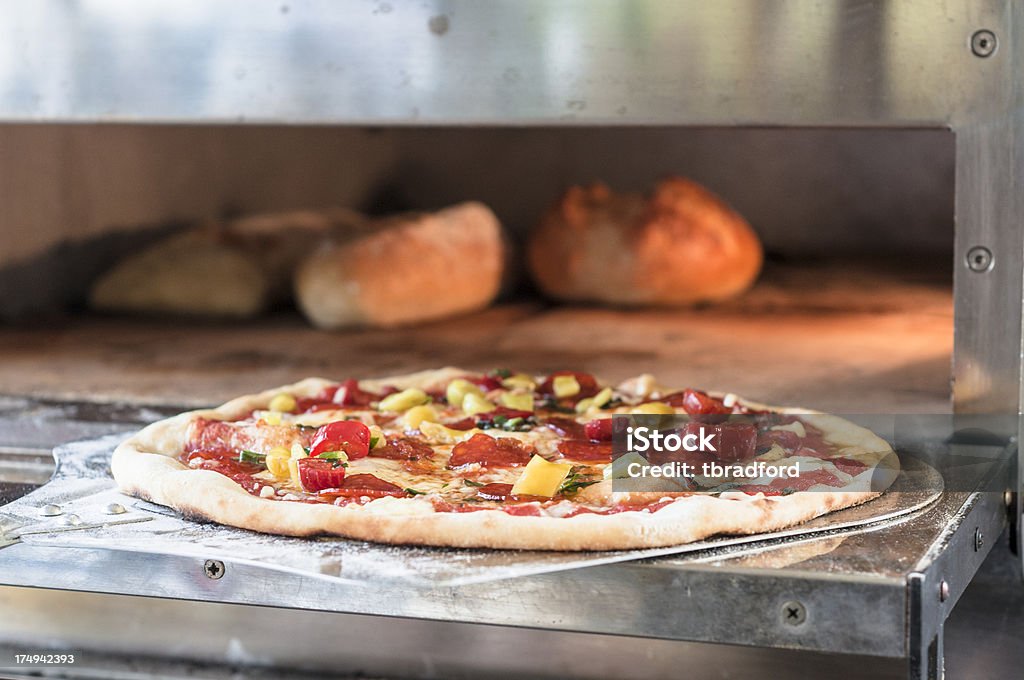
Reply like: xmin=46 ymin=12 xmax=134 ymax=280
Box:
xmin=404 ymin=404 xmax=439 ymax=430
xmin=446 ymin=378 xmax=484 ymax=408
xmin=633 ymin=401 xmax=676 ymax=415
xmin=511 ymin=455 xmax=573 ymax=497
xmin=265 ymin=446 xmax=291 ymax=479
xmin=575 ymin=387 xmax=614 ymax=413
xmin=378 ymin=388 xmax=429 ymax=412
xmin=419 ymin=421 xmax=477 ymax=444
xmin=500 ymin=391 xmax=534 ymax=412
xmin=552 ymin=375 xmax=581 ymax=398
xmin=261 ymin=411 xmax=282 ymax=426
xmin=268 ymin=393 xmax=297 ymax=413
xmin=462 ymin=392 xmax=496 ymax=416
xmin=501 ymin=373 xmax=536 ymax=391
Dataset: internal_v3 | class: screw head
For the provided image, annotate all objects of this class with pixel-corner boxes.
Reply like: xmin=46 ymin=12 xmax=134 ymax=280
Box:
xmin=781 ymin=600 xmax=807 ymax=626
xmin=103 ymin=502 xmax=127 ymax=515
xmin=63 ymin=514 xmax=82 ymax=526
xmin=974 ymin=527 xmax=985 ymax=552
xmin=971 ymin=30 xmax=997 ymax=58
xmin=965 ymin=246 xmax=993 ymax=272
xmin=203 ymin=559 xmax=226 ymax=580
xmin=939 ymin=580 xmax=950 ymax=602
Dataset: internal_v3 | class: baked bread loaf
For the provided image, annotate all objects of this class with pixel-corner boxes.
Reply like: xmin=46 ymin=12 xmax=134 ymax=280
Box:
xmin=90 ymin=209 xmax=361 ymax=318
xmin=295 ymin=201 xmax=504 ymax=329
xmin=527 ymin=177 xmax=762 ymax=305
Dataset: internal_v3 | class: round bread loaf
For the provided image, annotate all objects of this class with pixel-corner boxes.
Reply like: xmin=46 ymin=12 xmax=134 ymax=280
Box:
xmin=527 ymin=177 xmax=762 ymax=305
xmin=295 ymin=201 xmax=504 ymax=328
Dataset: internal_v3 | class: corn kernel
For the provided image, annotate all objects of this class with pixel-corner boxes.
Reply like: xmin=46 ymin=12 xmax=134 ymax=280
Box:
xmin=500 ymin=391 xmax=534 ymax=412
xmin=404 ymin=404 xmax=439 ymax=430
xmin=265 ymin=446 xmax=291 ymax=479
xmin=574 ymin=398 xmax=594 ymax=413
xmin=501 ymin=373 xmax=536 ymax=391
xmin=290 ymin=442 xmax=308 ymax=459
xmin=633 ymin=401 xmax=675 ymax=415
xmin=378 ymin=388 xmax=429 ymax=412
xmin=269 ymin=393 xmax=297 ymax=413
xmin=261 ymin=411 xmax=282 ymax=426
xmin=446 ymin=379 xmax=483 ymax=408
xmin=462 ymin=392 xmax=496 ymax=416
xmin=553 ymin=375 xmax=581 ymax=398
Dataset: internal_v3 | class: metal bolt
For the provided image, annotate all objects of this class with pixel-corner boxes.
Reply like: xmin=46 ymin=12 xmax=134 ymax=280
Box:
xmin=63 ymin=514 xmax=82 ymax=526
xmin=1005 ymin=490 xmax=1014 ymax=509
xmin=970 ymin=30 xmax=997 ymax=58
xmin=39 ymin=504 xmax=63 ymax=517
xmin=203 ymin=559 xmax=225 ymax=580
xmin=103 ymin=503 xmax=127 ymax=515
xmin=781 ymin=600 xmax=807 ymax=626
xmin=939 ymin=580 xmax=950 ymax=602
xmin=965 ymin=246 xmax=993 ymax=272
xmin=974 ymin=527 xmax=985 ymax=552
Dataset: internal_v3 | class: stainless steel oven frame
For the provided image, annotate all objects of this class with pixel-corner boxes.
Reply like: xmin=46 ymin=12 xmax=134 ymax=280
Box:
xmin=0 ymin=2 xmax=1022 ymax=678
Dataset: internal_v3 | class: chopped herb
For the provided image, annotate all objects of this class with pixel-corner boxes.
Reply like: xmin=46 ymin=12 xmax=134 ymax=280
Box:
xmin=295 ymin=424 xmax=318 ymax=432
xmin=302 ymin=446 xmax=311 ymax=455
xmin=490 ymin=368 xmax=513 ymax=379
xmin=369 ymin=435 xmax=380 ymax=448
xmin=492 ymin=415 xmax=509 ymax=426
xmin=238 ymin=450 xmax=266 ymax=464
xmin=559 ymin=469 xmax=599 ymax=495
xmin=441 ymin=482 xmax=449 ymax=489
xmin=331 ymin=460 xmax=348 ymax=469
xmin=405 ymin=487 xmax=427 ymax=496
xmin=463 ymin=479 xmax=485 ymax=487
xmin=603 ymin=398 xmax=624 ymax=409
xmin=317 ymin=450 xmax=348 ymax=461
xmin=504 ymin=417 xmax=524 ymax=429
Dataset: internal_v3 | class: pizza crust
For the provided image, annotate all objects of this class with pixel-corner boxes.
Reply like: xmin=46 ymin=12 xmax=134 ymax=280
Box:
xmin=111 ymin=368 xmax=897 ymax=550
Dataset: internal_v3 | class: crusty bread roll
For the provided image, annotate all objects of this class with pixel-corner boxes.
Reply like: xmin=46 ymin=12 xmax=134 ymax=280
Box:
xmin=295 ymin=201 xmax=504 ymax=329
xmin=527 ymin=177 xmax=762 ymax=305
xmin=89 ymin=209 xmax=361 ymax=318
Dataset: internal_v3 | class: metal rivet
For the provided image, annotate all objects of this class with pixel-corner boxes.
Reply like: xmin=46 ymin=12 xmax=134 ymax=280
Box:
xmin=63 ymin=514 xmax=82 ymax=526
xmin=204 ymin=559 xmax=226 ymax=580
xmin=1005 ymin=490 xmax=1015 ymax=509
xmin=103 ymin=503 xmax=127 ymax=515
xmin=970 ymin=29 xmax=997 ymax=58
xmin=781 ymin=600 xmax=806 ymax=626
xmin=39 ymin=504 xmax=63 ymax=517
xmin=974 ymin=527 xmax=984 ymax=552
xmin=965 ymin=246 xmax=993 ymax=272
xmin=939 ymin=580 xmax=950 ymax=602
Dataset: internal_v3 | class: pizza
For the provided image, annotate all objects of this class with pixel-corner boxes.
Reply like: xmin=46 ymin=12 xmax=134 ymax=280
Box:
xmin=111 ymin=367 xmax=898 ymax=550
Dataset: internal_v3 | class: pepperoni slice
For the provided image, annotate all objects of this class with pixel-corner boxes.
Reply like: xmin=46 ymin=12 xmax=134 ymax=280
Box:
xmin=447 ymin=433 xmax=534 ymax=469
xmin=557 ymin=439 xmax=613 ymax=463
xmin=832 ymin=457 xmax=868 ymax=476
xmin=319 ymin=473 xmax=407 ymax=499
xmin=543 ymin=417 xmax=587 ymax=439
xmin=538 ymin=371 xmax=600 ymax=399
xmin=474 ymin=483 xmax=548 ymax=503
xmin=370 ymin=436 xmax=434 ymax=461
xmin=757 ymin=429 xmax=801 ymax=452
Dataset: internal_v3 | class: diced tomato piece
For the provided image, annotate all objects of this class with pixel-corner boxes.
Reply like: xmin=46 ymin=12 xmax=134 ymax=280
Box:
xmin=445 ymin=417 xmax=477 ymax=431
xmin=447 ymin=433 xmax=534 ymax=469
xmin=683 ymin=422 xmax=757 ymax=462
xmin=584 ymin=418 xmax=614 ymax=442
xmin=537 ymin=371 xmax=600 ymax=399
xmin=309 ymin=420 xmax=371 ymax=459
xmin=667 ymin=389 xmax=731 ymax=422
xmin=334 ymin=379 xmax=379 ymax=407
xmin=297 ymin=457 xmax=347 ymax=492
xmin=468 ymin=375 xmax=504 ymax=392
